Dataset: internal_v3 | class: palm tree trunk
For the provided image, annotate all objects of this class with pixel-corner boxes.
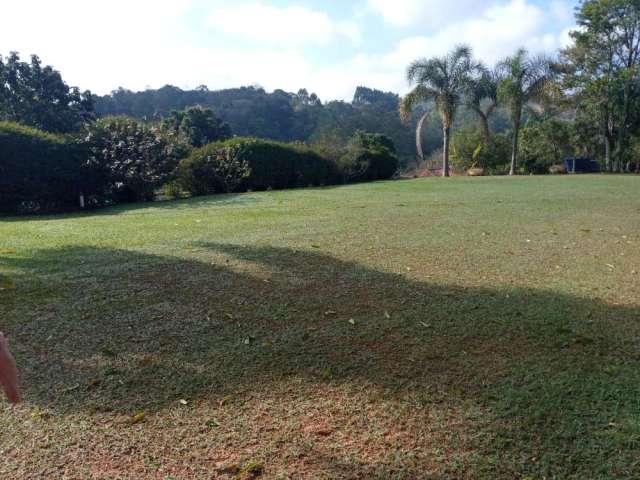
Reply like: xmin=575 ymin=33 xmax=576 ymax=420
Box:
xmin=415 ymin=112 xmax=428 ymax=161
xmin=480 ymin=113 xmax=491 ymax=146
xmin=509 ymin=117 xmax=520 ymax=176
xmin=443 ymin=125 xmax=450 ymax=177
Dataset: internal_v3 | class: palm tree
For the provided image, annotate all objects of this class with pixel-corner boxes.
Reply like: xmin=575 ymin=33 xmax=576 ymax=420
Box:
xmin=497 ymin=49 xmax=555 ymax=175
xmin=467 ymin=69 xmax=500 ymax=146
xmin=401 ymin=45 xmax=481 ymax=177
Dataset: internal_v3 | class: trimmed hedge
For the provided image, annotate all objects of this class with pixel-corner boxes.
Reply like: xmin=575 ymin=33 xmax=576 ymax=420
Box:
xmin=176 ymin=142 xmax=251 ymax=196
xmin=178 ymin=138 xmax=341 ymax=194
xmin=0 ymin=121 xmax=88 ymax=213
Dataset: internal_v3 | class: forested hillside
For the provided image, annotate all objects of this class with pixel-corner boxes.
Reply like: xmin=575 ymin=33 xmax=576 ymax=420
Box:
xmin=93 ymin=85 xmax=480 ymax=166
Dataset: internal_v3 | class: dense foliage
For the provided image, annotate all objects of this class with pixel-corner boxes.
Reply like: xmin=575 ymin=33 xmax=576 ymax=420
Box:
xmin=177 ymin=137 xmax=340 ymax=194
xmin=561 ymin=0 xmax=640 ymax=172
xmin=83 ymin=117 xmax=186 ymax=203
xmin=519 ymin=117 xmax=575 ymax=174
xmin=0 ymin=53 xmax=94 ymax=133
xmin=161 ymin=106 xmax=231 ymax=147
xmin=93 ymin=86 xmax=423 ymax=166
xmin=0 ymin=121 xmax=88 ymax=213
xmin=338 ymin=131 xmax=400 ymax=182
xmin=176 ymin=131 xmax=398 ymax=196
xmin=176 ymin=143 xmax=251 ymax=196
xmin=451 ymin=127 xmax=511 ymax=174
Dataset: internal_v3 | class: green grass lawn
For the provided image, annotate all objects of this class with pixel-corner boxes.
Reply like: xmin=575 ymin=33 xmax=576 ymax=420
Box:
xmin=1 ymin=175 xmax=639 ymax=479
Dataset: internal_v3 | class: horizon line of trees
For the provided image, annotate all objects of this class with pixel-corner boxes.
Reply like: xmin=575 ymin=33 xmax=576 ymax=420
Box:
xmin=0 ymin=107 xmax=399 ymax=214
xmin=2 ymin=0 xmax=640 ymax=214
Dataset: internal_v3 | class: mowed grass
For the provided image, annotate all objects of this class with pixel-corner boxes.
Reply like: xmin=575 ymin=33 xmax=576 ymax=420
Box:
xmin=1 ymin=175 xmax=639 ymax=479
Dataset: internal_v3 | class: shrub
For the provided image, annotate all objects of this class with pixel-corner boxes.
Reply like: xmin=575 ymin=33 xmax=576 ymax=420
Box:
xmin=176 ymin=143 xmax=251 ymax=196
xmin=84 ymin=117 xmax=187 ymax=202
xmin=0 ymin=121 xmax=94 ymax=213
xmin=162 ymin=180 xmax=184 ymax=199
xmin=519 ymin=118 xmax=575 ymax=174
xmin=451 ymin=127 xmax=511 ymax=173
xmin=179 ymin=137 xmax=341 ymax=192
xmin=339 ymin=131 xmax=399 ymax=182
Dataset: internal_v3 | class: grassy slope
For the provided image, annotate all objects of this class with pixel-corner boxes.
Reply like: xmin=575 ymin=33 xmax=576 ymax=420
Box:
xmin=1 ymin=175 xmax=639 ymax=479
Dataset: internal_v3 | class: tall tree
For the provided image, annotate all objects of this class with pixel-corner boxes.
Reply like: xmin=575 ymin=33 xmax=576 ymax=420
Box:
xmin=0 ymin=52 xmax=93 ymax=133
xmin=467 ymin=69 xmax=500 ymax=146
xmin=497 ymin=49 xmax=555 ymax=175
xmin=400 ymin=45 xmax=481 ymax=176
xmin=562 ymin=0 xmax=640 ymax=172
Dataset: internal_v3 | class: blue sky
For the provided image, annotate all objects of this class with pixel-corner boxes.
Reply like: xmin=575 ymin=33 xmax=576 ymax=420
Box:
xmin=2 ymin=0 xmax=579 ymax=100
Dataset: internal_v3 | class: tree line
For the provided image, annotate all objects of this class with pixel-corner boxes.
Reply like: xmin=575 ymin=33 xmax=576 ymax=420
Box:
xmin=2 ymin=0 xmax=639 ymax=213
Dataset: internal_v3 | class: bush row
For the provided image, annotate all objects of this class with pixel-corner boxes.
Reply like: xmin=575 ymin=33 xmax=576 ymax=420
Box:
xmin=173 ymin=133 xmax=398 ymax=197
xmin=0 ymin=118 xmax=399 ymax=213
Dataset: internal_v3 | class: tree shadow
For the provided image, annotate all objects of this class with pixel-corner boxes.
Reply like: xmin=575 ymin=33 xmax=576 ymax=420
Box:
xmin=2 ymin=243 xmax=639 ymax=477
xmin=0 ymin=192 xmax=257 ymax=222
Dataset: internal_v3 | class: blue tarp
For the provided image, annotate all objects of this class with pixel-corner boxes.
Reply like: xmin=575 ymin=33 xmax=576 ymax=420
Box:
xmin=564 ymin=157 xmax=600 ymax=173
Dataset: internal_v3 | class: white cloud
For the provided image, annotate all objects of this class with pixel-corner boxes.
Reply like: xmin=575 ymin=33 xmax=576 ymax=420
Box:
xmin=0 ymin=0 xmax=576 ymax=101
xmin=354 ymin=0 xmax=572 ymax=96
xmin=207 ymin=3 xmax=360 ymax=46
xmin=368 ymin=0 xmax=487 ymax=27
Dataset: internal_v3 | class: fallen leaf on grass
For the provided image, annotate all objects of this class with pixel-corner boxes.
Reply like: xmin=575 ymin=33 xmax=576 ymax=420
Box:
xmin=87 ymin=379 xmax=101 ymax=389
xmin=384 ymin=311 xmax=391 ymax=319
xmin=131 ymin=412 xmax=146 ymax=424
xmin=61 ymin=384 xmax=80 ymax=394
xmin=216 ymin=463 xmax=240 ymax=475
xmin=205 ymin=418 xmax=220 ymax=428
xmin=219 ymin=395 xmax=233 ymax=407
xmin=179 ymin=399 xmax=188 ymax=406
xmin=348 ymin=318 xmax=356 ymax=325
xmin=139 ymin=354 xmax=154 ymax=366
xmin=235 ymin=461 xmax=264 ymax=479
xmin=0 ymin=248 xmax=17 ymax=254
xmin=606 ymin=264 xmax=615 ymax=269
xmin=604 ymin=366 xmax=620 ymax=376
xmin=324 ymin=310 xmax=336 ymax=316
xmin=30 ymin=409 xmax=52 ymax=421
xmin=0 ymin=280 xmax=16 ymax=291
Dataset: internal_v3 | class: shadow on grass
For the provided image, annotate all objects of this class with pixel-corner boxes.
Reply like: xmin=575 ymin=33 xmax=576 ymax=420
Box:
xmin=2 ymin=243 xmax=639 ymax=477
xmin=0 ymin=192 xmax=258 ymax=222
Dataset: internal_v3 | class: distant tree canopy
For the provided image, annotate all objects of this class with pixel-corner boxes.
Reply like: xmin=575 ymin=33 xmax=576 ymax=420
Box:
xmin=0 ymin=52 xmax=94 ymax=133
xmin=161 ymin=106 xmax=231 ymax=147
xmin=92 ymin=85 xmax=431 ymax=166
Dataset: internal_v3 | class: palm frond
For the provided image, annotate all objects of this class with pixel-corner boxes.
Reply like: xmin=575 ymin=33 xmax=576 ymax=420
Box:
xmin=400 ymin=85 xmax=436 ymax=122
